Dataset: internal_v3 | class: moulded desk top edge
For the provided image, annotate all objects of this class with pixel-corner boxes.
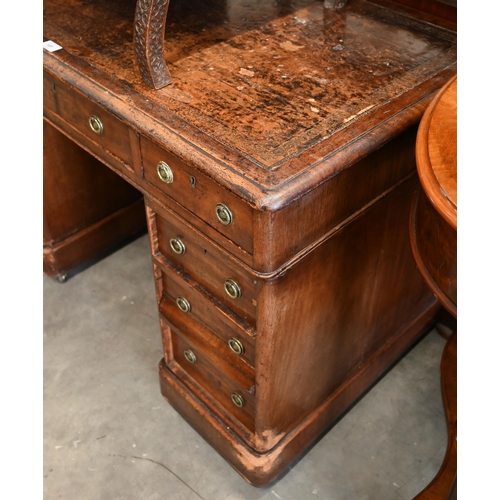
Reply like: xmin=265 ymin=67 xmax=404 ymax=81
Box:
xmin=44 ymin=49 xmax=456 ymax=213
xmin=43 ymin=0 xmax=457 ymax=211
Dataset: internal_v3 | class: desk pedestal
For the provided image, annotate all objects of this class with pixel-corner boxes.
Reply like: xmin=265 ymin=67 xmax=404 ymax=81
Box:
xmin=43 ymin=121 xmax=147 ymax=280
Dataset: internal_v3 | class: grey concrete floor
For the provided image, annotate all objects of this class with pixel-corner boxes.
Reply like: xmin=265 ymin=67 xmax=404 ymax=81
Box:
xmin=43 ymin=234 xmax=448 ymax=500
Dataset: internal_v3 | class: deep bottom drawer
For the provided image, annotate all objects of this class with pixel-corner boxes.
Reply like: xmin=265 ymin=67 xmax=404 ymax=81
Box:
xmin=166 ymin=322 xmax=256 ymax=433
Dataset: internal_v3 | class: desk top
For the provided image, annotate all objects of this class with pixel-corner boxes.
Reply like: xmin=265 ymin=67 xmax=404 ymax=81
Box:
xmin=44 ymin=0 xmax=456 ymax=208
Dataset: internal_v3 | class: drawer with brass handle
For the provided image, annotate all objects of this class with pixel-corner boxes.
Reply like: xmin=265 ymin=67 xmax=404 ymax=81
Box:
xmin=158 ymin=268 xmax=256 ymax=366
xmin=147 ymin=200 xmax=258 ymax=327
xmin=141 ymin=136 xmax=254 ymax=255
xmin=169 ymin=323 xmax=256 ymax=433
xmin=160 ymin=292 xmax=255 ymax=385
xmin=43 ymin=70 xmax=135 ymax=169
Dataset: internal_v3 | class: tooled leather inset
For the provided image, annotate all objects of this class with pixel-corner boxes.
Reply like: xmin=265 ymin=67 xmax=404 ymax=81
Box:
xmin=134 ymin=0 xmax=172 ymax=89
xmin=46 ymin=0 xmax=456 ymax=168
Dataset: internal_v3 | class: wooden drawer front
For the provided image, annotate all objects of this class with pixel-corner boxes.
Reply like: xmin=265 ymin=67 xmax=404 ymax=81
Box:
xmin=160 ymin=271 xmax=256 ymax=367
xmin=151 ymin=204 xmax=258 ymax=327
xmin=160 ymin=291 xmax=255 ymax=380
xmin=141 ymin=136 xmax=253 ymax=254
xmin=43 ymin=71 xmax=134 ymax=167
xmin=168 ymin=323 xmax=256 ymax=432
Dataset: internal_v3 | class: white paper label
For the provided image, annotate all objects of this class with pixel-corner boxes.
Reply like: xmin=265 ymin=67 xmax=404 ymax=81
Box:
xmin=43 ymin=40 xmax=63 ymax=52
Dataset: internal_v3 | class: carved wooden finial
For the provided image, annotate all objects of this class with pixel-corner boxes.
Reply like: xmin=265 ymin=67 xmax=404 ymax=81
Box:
xmin=133 ymin=0 xmax=172 ymax=89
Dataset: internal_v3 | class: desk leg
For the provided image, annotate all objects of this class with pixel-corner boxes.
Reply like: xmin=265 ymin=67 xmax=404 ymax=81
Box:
xmin=134 ymin=0 xmax=172 ymax=89
xmin=414 ymin=332 xmax=457 ymax=500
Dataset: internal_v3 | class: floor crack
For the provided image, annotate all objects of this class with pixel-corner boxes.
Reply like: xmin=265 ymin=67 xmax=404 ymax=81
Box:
xmin=109 ymin=454 xmax=206 ymax=500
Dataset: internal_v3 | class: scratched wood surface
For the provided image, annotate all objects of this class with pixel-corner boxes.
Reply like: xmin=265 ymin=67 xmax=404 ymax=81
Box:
xmin=43 ymin=1 xmax=453 ymax=486
xmin=43 ymin=0 xmax=456 ymax=169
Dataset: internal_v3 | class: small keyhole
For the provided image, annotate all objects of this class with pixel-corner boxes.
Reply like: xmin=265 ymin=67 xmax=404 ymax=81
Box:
xmin=190 ymin=176 xmax=196 ymax=187
xmin=203 ymin=249 xmax=207 ymax=255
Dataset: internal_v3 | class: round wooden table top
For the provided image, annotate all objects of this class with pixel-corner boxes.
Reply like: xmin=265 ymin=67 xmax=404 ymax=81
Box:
xmin=415 ymin=75 xmax=457 ymax=230
xmin=411 ymin=75 xmax=457 ymax=316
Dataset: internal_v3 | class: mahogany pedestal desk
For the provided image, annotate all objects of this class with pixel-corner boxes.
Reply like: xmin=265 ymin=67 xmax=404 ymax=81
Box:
xmin=43 ymin=0 xmax=457 ymax=486
xmin=410 ymin=75 xmax=457 ymax=500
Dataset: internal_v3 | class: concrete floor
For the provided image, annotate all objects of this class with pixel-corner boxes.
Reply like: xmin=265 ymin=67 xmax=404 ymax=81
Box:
xmin=43 ymin=234 xmax=448 ymax=500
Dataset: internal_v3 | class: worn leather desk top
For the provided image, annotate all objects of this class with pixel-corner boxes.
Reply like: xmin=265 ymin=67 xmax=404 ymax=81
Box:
xmin=44 ymin=0 xmax=456 ymax=205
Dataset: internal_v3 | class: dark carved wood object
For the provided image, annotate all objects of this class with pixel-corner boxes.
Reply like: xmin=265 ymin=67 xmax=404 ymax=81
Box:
xmin=134 ymin=0 xmax=172 ymax=89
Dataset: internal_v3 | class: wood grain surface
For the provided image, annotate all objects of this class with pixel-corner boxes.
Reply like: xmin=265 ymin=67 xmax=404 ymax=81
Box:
xmin=411 ymin=75 xmax=457 ymax=500
xmin=416 ymin=76 xmax=457 ymax=229
xmin=43 ymin=120 xmax=147 ymax=278
xmin=413 ymin=333 xmax=457 ymax=500
xmin=44 ymin=0 xmax=456 ymax=487
xmin=412 ymin=75 xmax=457 ymax=315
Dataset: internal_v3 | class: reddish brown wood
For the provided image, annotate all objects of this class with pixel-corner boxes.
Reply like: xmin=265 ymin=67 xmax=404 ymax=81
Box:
xmin=43 ymin=0 xmax=456 ymax=487
xmin=411 ymin=76 xmax=457 ymax=499
xmin=146 ymin=197 xmax=258 ymax=327
xmin=169 ymin=323 xmax=257 ymax=432
xmin=44 ymin=72 xmax=137 ymax=169
xmin=253 ymin=126 xmax=421 ymax=272
xmin=149 ymin=171 xmax=436 ymax=453
xmin=133 ymin=0 xmax=172 ymax=89
xmin=434 ymin=308 xmax=457 ymax=340
xmin=43 ymin=0 xmax=456 ymax=192
xmin=158 ymin=266 xmax=257 ymax=365
xmin=410 ymin=189 xmax=456 ymax=315
xmin=414 ymin=333 xmax=457 ymax=500
xmin=370 ymin=0 xmax=456 ymax=30
xmin=411 ymin=76 xmax=457 ymax=316
xmin=393 ymin=0 xmax=456 ymax=22
xmin=43 ymin=120 xmax=147 ymax=279
xmin=252 ymin=174 xmax=434 ymax=451
xmin=416 ymin=77 xmax=457 ymax=231
xmin=159 ymin=301 xmax=439 ymax=486
xmin=140 ymin=136 xmax=255 ymax=257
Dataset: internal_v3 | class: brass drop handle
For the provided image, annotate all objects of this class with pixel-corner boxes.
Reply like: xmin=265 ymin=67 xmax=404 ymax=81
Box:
xmin=224 ymin=279 xmax=241 ymax=299
xmin=176 ymin=296 xmax=191 ymax=313
xmin=183 ymin=349 xmax=197 ymax=364
xmin=157 ymin=161 xmax=174 ymax=184
xmin=89 ymin=115 xmax=104 ymax=135
xmin=215 ymin=203 xmax=233 ymax=226
xmin=169 ymin=237 xmax=186 ymax=255
xmin=228 ymin=337 xmax=245 ymax=356
xmin=231 ymin=392 xmax=245 ymax=408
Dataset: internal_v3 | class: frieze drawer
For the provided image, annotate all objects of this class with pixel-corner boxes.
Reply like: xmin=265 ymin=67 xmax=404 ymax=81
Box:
xmin=141 ymin=136 xmax=254 ymax=255
xmin=43 ymin=70 xmax=134 ymax=169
